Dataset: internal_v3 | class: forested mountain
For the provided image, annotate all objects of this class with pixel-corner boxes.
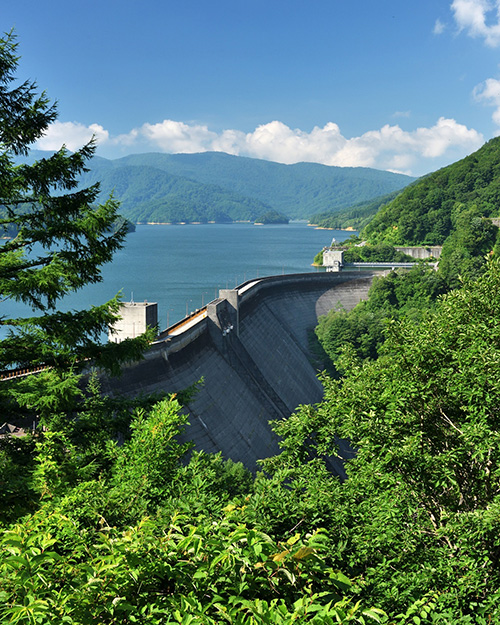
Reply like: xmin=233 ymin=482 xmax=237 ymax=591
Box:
xmin=78 ymin=162 xmax=270 ymax=223
xmin=254 ymin=209 xmax=289 ymax=224
xmin=309 ymin=189 xmax=405 ymax=230
xmin=362 ymin=136 xmax=500 ymax=245
xmin=303 ymin=135 xmax=500 ymax=623
xmin=107 ymin=152 xmax=415 ymax=220
xmin=314 ymin=136 xmax=500 ymax=372
xmin=28 ymin=150 xmax=414 ymax=223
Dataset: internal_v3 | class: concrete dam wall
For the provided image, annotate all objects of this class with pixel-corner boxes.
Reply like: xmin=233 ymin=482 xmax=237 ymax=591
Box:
xmin=101 ymin=271 xmax=379 ymax=472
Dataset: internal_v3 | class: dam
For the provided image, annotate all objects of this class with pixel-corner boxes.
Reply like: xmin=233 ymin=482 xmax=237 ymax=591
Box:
xmin=102 ymin=271 xmax=381 ymax=473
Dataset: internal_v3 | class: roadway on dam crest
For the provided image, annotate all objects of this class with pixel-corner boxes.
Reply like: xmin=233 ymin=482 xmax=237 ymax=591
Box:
xmin=101 ymin=271 xmax=382 ymax=474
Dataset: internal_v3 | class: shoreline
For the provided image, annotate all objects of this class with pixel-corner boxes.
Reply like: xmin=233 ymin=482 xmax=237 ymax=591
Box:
xmin=136 ymin=220 xmax=254 ymax=226
xmin=135 ymin=220 xmax=293 ymax=226
xmin=309 ymin=225 xmax=357 ymax=232
xmin=132 ymin=221 xmax=357 ymax=235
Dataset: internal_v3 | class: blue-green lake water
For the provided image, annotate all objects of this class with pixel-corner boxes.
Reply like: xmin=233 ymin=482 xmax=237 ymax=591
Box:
xmin=4 ymin=223 xmax=354 ymax=333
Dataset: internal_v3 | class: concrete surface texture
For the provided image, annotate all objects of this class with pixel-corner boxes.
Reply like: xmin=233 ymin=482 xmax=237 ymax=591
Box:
xmin=100 ymin=271 xmax=378 ymax=473
xmin=394 ymin=246 xmax=442 ymax=259
xmin=108 ymin=301 xmax=158 ymax=343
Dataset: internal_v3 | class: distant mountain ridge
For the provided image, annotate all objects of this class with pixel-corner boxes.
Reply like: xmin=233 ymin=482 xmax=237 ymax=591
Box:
xmin=28 ymin=150 xmax=416 ymax=224
xmin=78 ymin=161 xmax=268 ymax=224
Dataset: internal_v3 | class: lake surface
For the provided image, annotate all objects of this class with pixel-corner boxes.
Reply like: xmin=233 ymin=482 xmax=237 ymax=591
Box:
xmin=4 ymin=223 xmax=355 ymax=333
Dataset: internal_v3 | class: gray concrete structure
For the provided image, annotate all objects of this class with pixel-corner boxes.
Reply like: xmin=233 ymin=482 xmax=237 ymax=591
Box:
xmin=394 ymin=246 xmax=442 ymax=259
xmin=109 ymin=301 xmax=158 ymax=343
xmin=323 ymin=249 xmax=345 ymax=272
xmin=101 ymin=272 xmax=381 ymax=474
xmin=323 ymin=246 xmax=442 ymax=271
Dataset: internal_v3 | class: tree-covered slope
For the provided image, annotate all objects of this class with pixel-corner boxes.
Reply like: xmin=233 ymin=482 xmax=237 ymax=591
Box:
xmin=28 ymin=149 xmax=414 ymax=223
xmin=312 ymin=137 xmax=500 ymax=374
xmin=309 ymin=189 xmax=404 ymax=230
xmin=271 ymin=259 xmax=500 ymax=621
xmin=254 ymin=209 xmax=289 ymax=224
xmin=78 ymin=163 xmax=271 ymax=223
xmin=363 ymin=136 xmax=500 ymax=245
xmin=112 ymin=151 xmax=415 ymax=219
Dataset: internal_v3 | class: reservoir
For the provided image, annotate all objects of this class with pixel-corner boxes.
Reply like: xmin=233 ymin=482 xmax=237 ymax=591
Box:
xmin=3 ymin=222 xmax=354 ymax=333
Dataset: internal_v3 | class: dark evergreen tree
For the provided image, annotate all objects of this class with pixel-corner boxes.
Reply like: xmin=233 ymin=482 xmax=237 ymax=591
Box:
xmin=0 ymin=31 xmax=149 ymax=424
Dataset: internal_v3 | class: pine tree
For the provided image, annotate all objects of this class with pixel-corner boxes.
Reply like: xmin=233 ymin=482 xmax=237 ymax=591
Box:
xmin=0 ymin=31 xmax=149 ymax=425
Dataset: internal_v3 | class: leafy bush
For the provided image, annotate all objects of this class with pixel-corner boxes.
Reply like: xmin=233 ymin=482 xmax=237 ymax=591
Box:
xmin=0 ymin=500 xmax=385 ymax=624
xmin=265 ymin=259 xmax=500 ymax=621
xmin=315 ymin=265 xmax=447 ymax=372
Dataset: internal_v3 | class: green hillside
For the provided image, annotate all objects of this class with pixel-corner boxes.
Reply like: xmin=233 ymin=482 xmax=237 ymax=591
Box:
xmin=78 ymin=163 xmax=271 ymax=223
xmin=26 ymin=150 xmax=414 ymax=223
xmin=254 ymin=209 xmax=289 ymax=224
xmin=112 ymin=151 xmax=414 ymax=219
xmin=314 ymin=136 xmax=500 ymax=375
xmin=309 ymin=189 xmax=404 ymax=230
xmin=363 ymin=136 xmax=500 ymax=245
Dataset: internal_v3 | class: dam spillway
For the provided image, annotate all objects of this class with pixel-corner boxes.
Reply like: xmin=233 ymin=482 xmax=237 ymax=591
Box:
xmin=101 ymin=271 xmax=380 ymax=472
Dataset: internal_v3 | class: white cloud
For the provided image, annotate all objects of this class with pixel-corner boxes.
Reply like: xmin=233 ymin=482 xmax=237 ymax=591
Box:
xmin=37 ymin=117 xmax=484 ymax=177
xmin=451 ymin=0 xmax=500 ymax=46
xmin=141 ymin=118 xmax=482 ymax=175
xmin=320 ymin=118 xmax=482 ymax=173
xmin=242 ymin=121 xmax=347 ymax=166
xmin=474 ymin=77 xmax=500 ymax=125
xmin=211 ymin=128 xmax=247 ymax=155
xmin=36 ymin=121 xmax=109 ymax=151
xmin=434 ymin=18 xmax=446 ymax=34
xmin=113 ymin=128 xmax=140 ymax=147
xmin=140 ymin=120 xmax=218 ymax=153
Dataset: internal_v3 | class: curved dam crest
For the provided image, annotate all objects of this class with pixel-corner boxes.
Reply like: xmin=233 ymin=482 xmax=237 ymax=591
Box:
xmin=101 ymin=271 xmax=381 ymax=474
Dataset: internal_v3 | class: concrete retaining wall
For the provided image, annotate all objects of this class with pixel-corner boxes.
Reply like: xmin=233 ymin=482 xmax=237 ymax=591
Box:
xmin=101 ymin=271 xmax=378 ymax=472
xmin=395 ymin=246 xmax=442 ymax=259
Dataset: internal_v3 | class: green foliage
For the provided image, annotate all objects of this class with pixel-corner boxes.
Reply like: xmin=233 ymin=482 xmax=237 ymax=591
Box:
xmin=312 ymin=136 xmax=500 ymax=370
xmin=70 ymin=150 xmax=415 ymax=222
xmin=342 ymin=243 xmax=414 ymax=263
xmin=110 ymin=397 xmax=193 ymax=517
xmin=32 ymin=429 xmax=80 ymax=498
xmin=315 ymin=266 xmax=447 ymax=371
xmin=316 ymin=303 xmax=387 ymax=372
xmin=0 ymin=436 xmax=37 ymax=523
xmin=0 ymin=393 xmax=385 ymax=624
xmin=313 ymin=250 xmax=324 ymax=265
xmin=438 ymin=207 xmax=498 ymax=286
xmin=363 ymin=136 xmax=500 ymax=246
xmin=310 ymin=189 xmax=404 ymax=230
xmin=249 ymin=460 xmax=343 ymax=536
xmin=312 ymin=137 xmax=500 ymax=304
xmin=0 ymin=508 xmax=385 ymax=624
xmin=0 ymin=31 xmax=151 ymax=423
xmin=170 ymin=451 xmax=254 ymax=517
xmin=81 ymin=163 xmax=271 ymax=224
xmin=266 ymin=259 xmax=500 ymax=620
xmin=254 ymin=210 xmax=289 ymax=224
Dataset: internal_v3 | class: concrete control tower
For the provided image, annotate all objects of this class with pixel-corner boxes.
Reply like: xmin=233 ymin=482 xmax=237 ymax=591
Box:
xmin=108 ymin=301 xmax=158 ymax=343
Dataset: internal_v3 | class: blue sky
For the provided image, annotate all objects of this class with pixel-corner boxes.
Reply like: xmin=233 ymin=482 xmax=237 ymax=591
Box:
xmin=5 ymin=0 xmax=500 ymax=176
